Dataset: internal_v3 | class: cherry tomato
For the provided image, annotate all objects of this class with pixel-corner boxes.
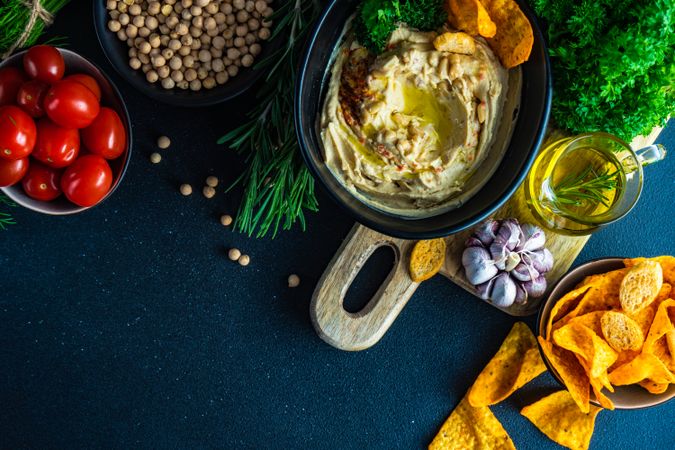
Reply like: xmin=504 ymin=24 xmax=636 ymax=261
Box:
xmin=0 ymin=67 xmax=28 ymax=106
xmin=16 ymin=80 xmax=49 ymax=118
xmin=0 ymin=105 xmax=36 ymax=160
xmin=0 ymin=156 xmax=29 ymax=187
xmin=64 ymin=74 xmax=101 ymax=101
xmin=33 ymin=119 xmax=80 ymax=168
xmin=23 ymin=45 xmax=65 ymax=83
xmin=44 ymin=80 xmax=100 ymax=129
xmin=22 ymin=161 xmax=62 ymax=201
xmin=61 ymin=155 xmax=112 ymax=207
xmin=81 ymin=107 xmax=126 ymax=160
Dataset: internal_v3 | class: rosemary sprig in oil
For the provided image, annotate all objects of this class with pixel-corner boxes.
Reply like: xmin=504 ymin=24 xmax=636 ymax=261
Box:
xmin=553 ymin=166 xmax=619 ymax=208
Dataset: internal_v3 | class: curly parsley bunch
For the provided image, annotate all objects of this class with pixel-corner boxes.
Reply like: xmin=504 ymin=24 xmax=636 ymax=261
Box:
xmin=533 ymin=0 xmax=674 ymax=141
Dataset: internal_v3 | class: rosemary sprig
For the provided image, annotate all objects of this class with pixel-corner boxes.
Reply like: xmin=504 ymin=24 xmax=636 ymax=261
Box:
xmin=218 ymin=0 xmax=321 ymax=238
xmin=0 ymin=0 xmax=70 ymax=58
xmin=553 ymin=166 xmax=619 ymax=208
xmin=0 ymin=193 xmax=17 ymax=230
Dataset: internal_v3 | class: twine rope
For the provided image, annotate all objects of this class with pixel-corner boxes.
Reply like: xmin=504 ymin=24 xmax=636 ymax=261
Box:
xmin=1 ymin=0 xmax=54 ymax=60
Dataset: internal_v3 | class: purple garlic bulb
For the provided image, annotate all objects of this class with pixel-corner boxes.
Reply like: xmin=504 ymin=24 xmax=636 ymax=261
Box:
xmin=461 ymin=218 xmax=555 ymax=308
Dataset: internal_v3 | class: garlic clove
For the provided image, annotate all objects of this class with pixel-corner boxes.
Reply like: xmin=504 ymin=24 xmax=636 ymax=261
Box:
xmin=474 ymin=219 xmax=499 ymax=246
xmin=514 ymin=283 xmax=528 ymax=305
xmin=511 ymin=262 xmax=539 ymax=282
xmin=497 ymin=218 xmax=521 ymax=250
xmin=523 ymin=275 xmax=547 ymax=298
xmin=490 ymin=272 xmax=517 ymax=307
xmin=475 ymin=278 xmax=494 ymax=300
xmin=504 ymin=251 xmax=521 ymax=272
xmin=490 ymin=237 xmax=509 ymax=270
xmin=462 ymin=246 xmax=498 ymax=285
xmin=516 ymin=223 xmax=546 ymax=252
xmin=527 ymin=248 xmax=554 ymax=274
xmin=465 ymin=236 xmax=484 ymax=248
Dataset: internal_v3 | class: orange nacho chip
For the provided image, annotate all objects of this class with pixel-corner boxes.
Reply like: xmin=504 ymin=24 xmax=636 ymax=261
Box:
xmin=409 ymin=238 xmax=446 ymax=283
xmin=608 ymin=352 xmax=675 ymax=386
xmin=538 ymin=336 xmax=590 ymax=413
xmin=521 ymin=390 xmax=602 ymax=450
xmin=468 ymin=322 xmax=546 ymax=407
xmin=639 ymin=379 xmax=670 ymax=394
xmin=446 ymin=0 xmax=497 ymax=38
xmin=479 ymin=0 xmax=534 ymax=69
xmin=553 ymin=323 xmax=618 ymax=380
xmin=428 ymin=395 xmax=515 ymax=450
xmin=546 ymin=284 xmax=595 ymax=340
xmin=644 ymin=298 xmax=675 ymax=351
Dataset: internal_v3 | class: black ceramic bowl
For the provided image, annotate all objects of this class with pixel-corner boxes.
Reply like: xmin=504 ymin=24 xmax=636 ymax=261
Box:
xmin=295 ymin=0 xmax=552 ymax=239
xmin=93 ymin=1 xmax=281 ymax=107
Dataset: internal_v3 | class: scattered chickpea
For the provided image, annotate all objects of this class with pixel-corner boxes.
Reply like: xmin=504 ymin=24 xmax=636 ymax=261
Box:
xmin=238 ymin=255 xmax=250 ymax=266
xmin=203 ymin=185 xmax=216 ymax=198
xmin=157 ymin=135 xmax=171 ymax=149
xmin=288 ymin=274 xmax=300 ymax=288
xmin=206 ymin=176 xmax=218 ymax=187
xmin=220 ymin=214 xmax=233 ymax=226
xmin=150 ymin=152 xmax=162 ymax=163
xmin=180 ymin=184 xmax=193 ymax=196
xmin=228 ymin=248 xmax=241 ymax=261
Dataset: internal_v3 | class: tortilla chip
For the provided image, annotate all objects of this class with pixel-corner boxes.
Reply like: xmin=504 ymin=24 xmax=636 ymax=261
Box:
xmin=644 ymin=299 xmax=675 ymax=351
xmin=563 ymin=311 xmax=605 ymax=337
xmin=468 ymin=322 xmax=546 ymax=407
xmin=553 ymin=323 xmax=618 ymax=380
xmin=589 ymin=376 xmax=614 ymax=410
xmin=428 ymin=396 xmax=515 ymax=450
xmin=546 ymin=284 xmax=595 ymax=340
xmin=479 ymin=0 xmax=533 ymax=68
xmin=624 ymin=256 xmax=675 ymax=285
xmin=538 ymin=337 xmax=590 ymax=413
xmin=521 ymin=390 xmax=601 ymax=450
xmin=571 ymin=269 xmax=627 ymax=317
xmin=608 ymin=353 xmax=675 ymax=385
xmin=650 ymin=336 xmax=675 ymax=372
xmin=638 ymin=379 xmax=670 ymax=394
xmin=409 ymin=238 xmax=446 ymax=283
xmin=667 ymin=330 xmax=675 ymax=360
xmin=446 ymin=0 xmax=497 ymax=38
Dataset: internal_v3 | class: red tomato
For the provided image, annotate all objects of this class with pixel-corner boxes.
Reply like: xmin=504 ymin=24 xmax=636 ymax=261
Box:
xmin=0 ymin=156 xmax=29 ymax=187
xmin=64 ymin=74 xmax=101 ymax=101
xmin=23 ymin=45 xmax=65 ymax=83
xmin=22 ymin=161 xmax=61 ymax=201
xmin=0 ymin=105 xmax=36 ymax=160
xmin=16 ymin=80 xmax=50 ymax=118
xmin=61 ymin=154 xmax=112 ymax=207
xmin=44 ymin=80 xmax=100 ymax=129
xmin=81 ymin=107 xmax=126 ymax=159
xmin=33 ymin=119 xmax=80 ymax=168
xmin=0 ymin=67 xmax=28 ymax=106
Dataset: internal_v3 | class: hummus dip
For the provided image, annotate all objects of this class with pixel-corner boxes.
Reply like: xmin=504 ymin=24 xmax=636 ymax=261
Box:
xmin=320 ymin=25 xmax=513 ymax=217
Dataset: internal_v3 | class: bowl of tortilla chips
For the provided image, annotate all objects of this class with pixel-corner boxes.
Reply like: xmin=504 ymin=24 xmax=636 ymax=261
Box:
xmin=537 ymin=256 xmax=675 ymax=410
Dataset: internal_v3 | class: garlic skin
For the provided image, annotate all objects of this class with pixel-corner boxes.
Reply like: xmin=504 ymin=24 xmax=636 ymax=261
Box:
xmin=462 ymin=219 xmax=554 ymax=308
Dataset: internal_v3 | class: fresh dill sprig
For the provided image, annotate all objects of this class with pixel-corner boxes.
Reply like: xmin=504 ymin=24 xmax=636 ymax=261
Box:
xmin=0 ymin=193 xmax=17 ymax=230
xmin=553 ymin=166 xmax=619 ymax=208
xmin=0 ymin=0 xmax=71 ymax=58
xmin=218 ymin=0 xmax=321 ymax=238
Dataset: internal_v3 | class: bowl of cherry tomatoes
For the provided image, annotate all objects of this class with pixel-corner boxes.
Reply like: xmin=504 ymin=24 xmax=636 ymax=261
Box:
xmin=0 ymin=45 xmax=131 ymax=215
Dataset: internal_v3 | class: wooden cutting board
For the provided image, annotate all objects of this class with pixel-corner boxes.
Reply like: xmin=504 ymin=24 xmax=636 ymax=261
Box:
xmin=310 ymin=128 xmax=663 ymax=351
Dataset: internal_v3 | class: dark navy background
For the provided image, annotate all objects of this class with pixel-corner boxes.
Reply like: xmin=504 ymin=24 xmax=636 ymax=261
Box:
xmin=1 ymin=2 xmax=674 ymax=448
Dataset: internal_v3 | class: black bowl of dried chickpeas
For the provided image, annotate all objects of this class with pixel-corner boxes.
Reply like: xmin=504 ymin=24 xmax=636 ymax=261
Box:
xmin=94 ymin=0 xmax=280 ymax=107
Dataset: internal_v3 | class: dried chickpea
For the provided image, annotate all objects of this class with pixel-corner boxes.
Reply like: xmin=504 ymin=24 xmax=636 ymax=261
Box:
xmin=146 ymin=70 xmax=159 ymax=83
xmin=117 ymin=29 xmax=128 ymax=41
xmin=198 ymin=49 xmax=212 ymax=62
xmin=119 ymin=13 xmax=130 ymax=25
xmin=220 ymin=214 xmax=233 ymax=226
xmin=190 ymin=5 xmax=202 ymax=16
xmin=138 ymin=52 xmax=150 ymax=64
xmin=236 ymin=25 xmax=247 ymax=37
xmin=129 ymin=57 xmax=142 ymax=69
xmin=214 ymin=12 xmax=226 ymax=24
xmin=203 ymin=77 xmax=216 ymax=89
xmin=259 ymin=27 xmax=270 ymax=40
xmin=210 ymin=47 xmax=222 ymax=58
xmin=221 ymin=3 xmax=233 ymax=14
xmin=288 ymin=274 xmax=300 ymax=288
xmin=233 ymin=0 xmax=245 ymax=9
xmin=157 ymin=65 xmax=170 ymax=78
xmin=139 ymin=41 xmax=152 ymax=54
xmin=226 ymin=48 xmax=240 ymax=60
xmin=249 ymin=43 xmax=261 ymax=56
xmin=180 ymin=184 xmax=192 ymax=196
xmin=141 ymin=63 xmax=151 ymax=73
xmin=132 ymin=15 xmax=144 ymax=27
xmin=177 ymin=80 xmax=189 ymax=89
xmin=157 ymin=136 xmax=171 ymax=149
xmin=226 ymin=14 xmax=235 ymax=25
xmin=178 ymin=46 xmax=191 ymax=56
xmin=241 ymin=54 xmax=254 ymax=67
xmin=190 ymin=79 xmax=202 ymax=90
xmin=161 ymin=4 xmax=173 ymax=15
xmin=107 ymin=0 xmax=117 ymax=9
xmin=145 ymin=16 xmax=159 ymax=30
xmin=149 ymin=33 xmax=161 ymax=48
xmin=255 ymin=0 xmax=266 ymax=13
xmin=234 ymin=37 xmax=245 ymax=47
xmin=182 ymin=54 xmax=195 ymax=68
xmin=223 ymin=27 xmax=234 ymax=39
xmin=238 ymin=255 xmax=250 ymax=267
xmin=245 ymin=1 xmax=255 ymax=12
xmin=245 ymin=33 xmax=256 ymax=45
xmin=212 ymin=36 xmax=226 ymax=49
xmin=181 ymin=0 xmax=192 ymax=7
xmin=148 ymin=1 xmax=161 ymax=15
xmin=184 ymin=68 xmax=197 ymax=81
xmin=202 ymin=185 xmax=215 ymax=198
xmin=150 ymin=152 xmax=162 ymax=163
xmin=171 ymin=70 xmax=184 ymax=82
xmin=227 ymin=65 xmax=239 ymax=77
xmin=176 ymin=23 xmax=189 ymax=35
xmin=215 ymin=71 xmax=229 ymax=84
xmin=108 ymin=20 xmax=121 ymax=32
xmin=128 ymin=47 xmax=137 ymax=57
xmin=160 ymin=35 xmax=170 ymax=47
xmin=161 ymin=48 xmax=174 ymax=59
xmin=138 ymin=26 xmax=151 ymax=37
xmin=236 ymin=10 xmax=249 ymax=23
xmin=197 ymin=66 xmax=209 ymax=79
xmin=228 ymin=248 xmax=241 ymax=261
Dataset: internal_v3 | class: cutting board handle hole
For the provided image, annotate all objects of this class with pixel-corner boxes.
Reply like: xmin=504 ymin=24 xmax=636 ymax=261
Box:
xmin=343 ymin=244 xmax=397 ymax=314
